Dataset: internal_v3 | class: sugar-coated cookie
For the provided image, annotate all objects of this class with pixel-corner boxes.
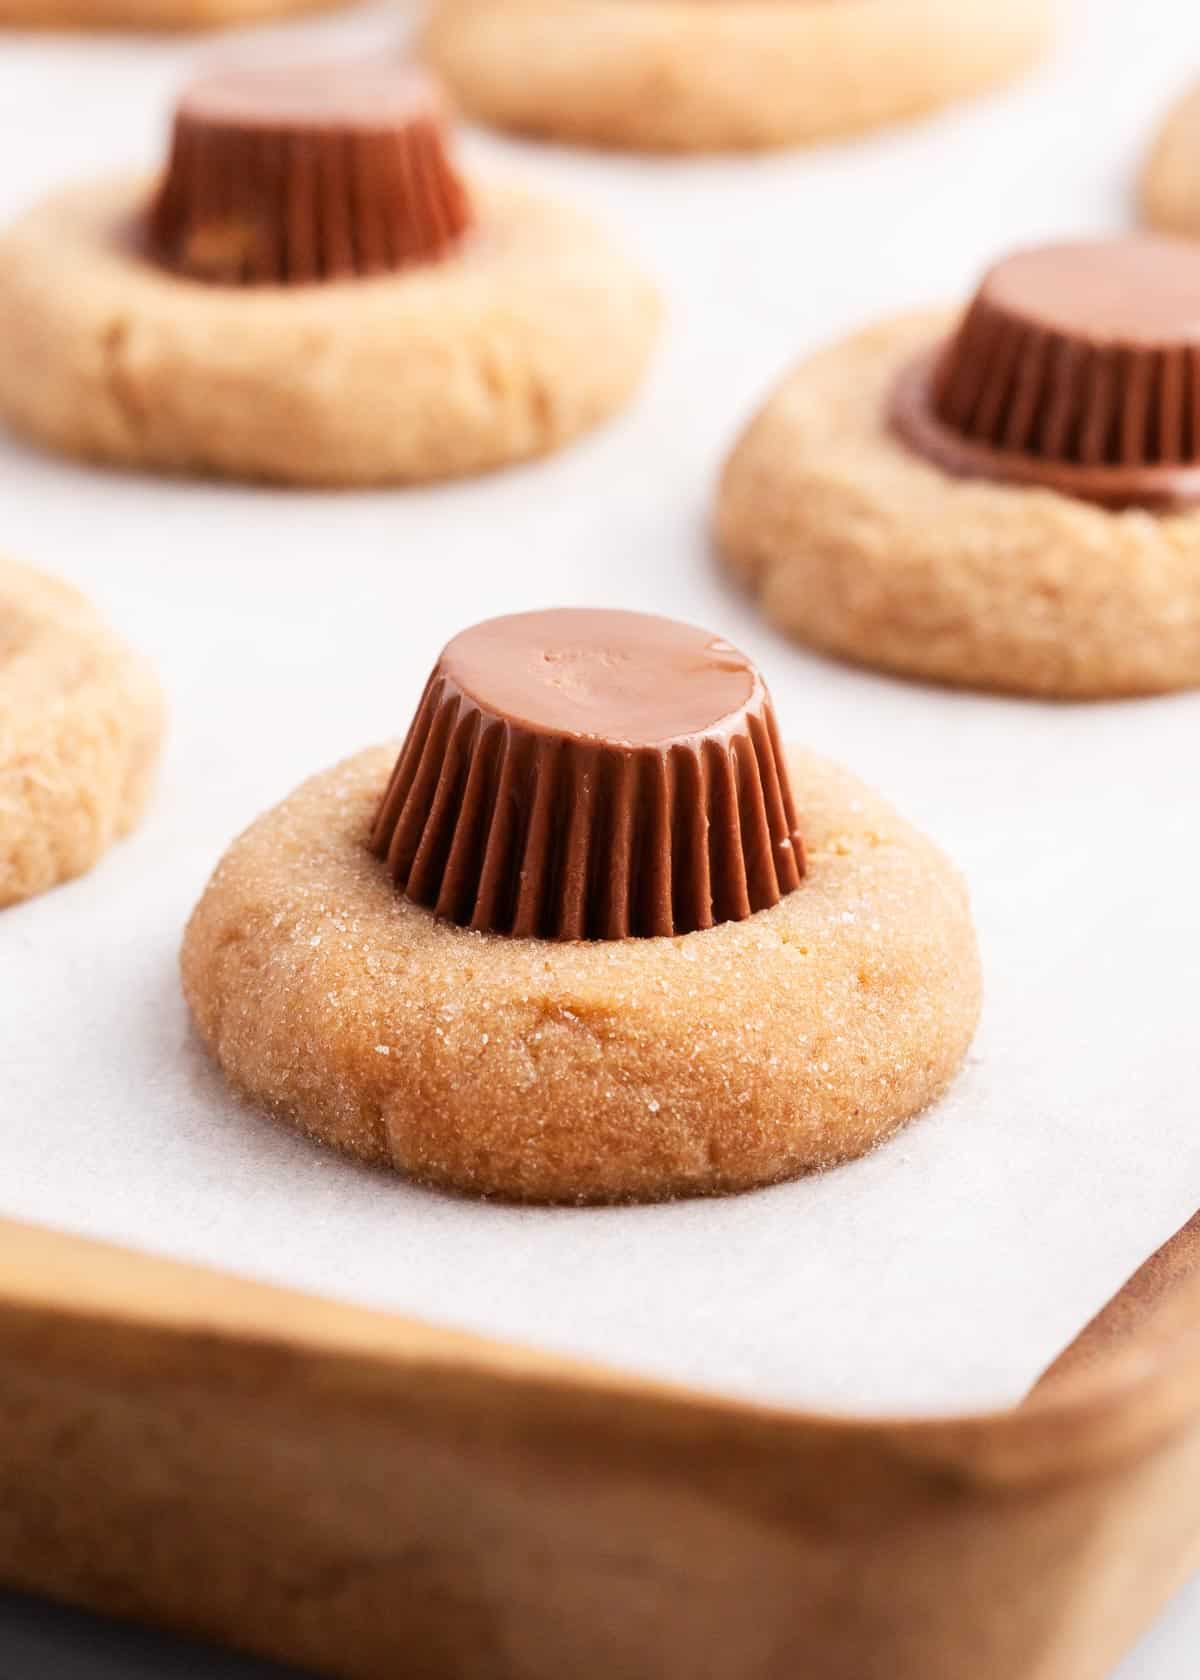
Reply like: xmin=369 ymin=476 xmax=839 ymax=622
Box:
xmin=1 ymin=556 xmax=164 ymax=908
xmin=182 ymin=611 xmax=980 ymax=1204
xmin=718 ymin=239 xmax=1200 ymax=698
xmin=423 ymin=0 xmax=1053 ymax=153
xmin=0 ymin=68 xmax=660 ymax=486
xmin=0 ymin=179 xmax=659 ymax=486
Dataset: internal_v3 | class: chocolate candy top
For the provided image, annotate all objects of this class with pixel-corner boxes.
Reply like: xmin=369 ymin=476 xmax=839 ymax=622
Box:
xmin=980 ymin=237 xmax=1200 ymax=344
xmin=441 ymin=609 xmax=759 ymax=747
xmin=148 ymin=62 xmax=472 ymax=286
xmin=371 ymin=609 xmax=806 ymax=942
xmin=891 ymin=236 xmax=1200 ymax=509
xmin=171 ymin=65 xmax=443 ymax=130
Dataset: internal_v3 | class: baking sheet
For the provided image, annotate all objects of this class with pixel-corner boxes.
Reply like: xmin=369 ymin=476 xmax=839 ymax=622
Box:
xmin=2 ymin=0 xmax=1199 ymax=1418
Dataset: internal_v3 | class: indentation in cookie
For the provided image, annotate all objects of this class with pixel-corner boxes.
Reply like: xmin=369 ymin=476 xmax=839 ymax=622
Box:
xmin=371 ymin=608 xmax=806 ymax=940
xmin=148 ymin=62 xmax=473 ymax=286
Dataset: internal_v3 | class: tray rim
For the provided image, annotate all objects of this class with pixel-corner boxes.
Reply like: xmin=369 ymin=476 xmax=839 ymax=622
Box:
xmin=5 ymin=1208 xmax=1200 ymax=1485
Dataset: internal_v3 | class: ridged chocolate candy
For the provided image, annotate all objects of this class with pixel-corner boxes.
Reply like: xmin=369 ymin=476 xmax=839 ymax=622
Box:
xmin=371 ymin=609 xmax=806 ymax=941
xmin=148 ymin=63 xmax=473 ymax=285
xmin=891 ymin=236 xmax=1200 ymax=509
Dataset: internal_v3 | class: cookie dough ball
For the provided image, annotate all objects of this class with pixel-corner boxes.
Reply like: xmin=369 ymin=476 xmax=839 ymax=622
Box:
xmin=718 ymin=247 xmax=1200 ymax=699
xmin=0 ymin=0 xmax=345 ymax=29
xmin=0 ymin=66 xmax=660 ymax=486
xmin=1 ymin=556 xmax=165 ymax=908
xmin=1141 ymin=80 xmax=1200 ymax=237
xmin=423 ymin=0 xmax=1053 ymax=153
xmin=181 ymin=744 xmax=980 ymax=1203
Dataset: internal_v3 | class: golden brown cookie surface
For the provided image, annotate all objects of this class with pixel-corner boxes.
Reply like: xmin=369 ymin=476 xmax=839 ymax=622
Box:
xmin=716 ymin=312 xmax=1200 ymax=698
xmin=0 ymin=178 xmax=660 ymax=486
xmin=423 ymin=0 xmax=1053 ymax=153
xmin=1142 ymin=80 xmax=1200 ymax=237
xmin=1 ymin=556 xmax=164 ymax=908
xmin=181 ymin=744 xmax=980 ymax=1204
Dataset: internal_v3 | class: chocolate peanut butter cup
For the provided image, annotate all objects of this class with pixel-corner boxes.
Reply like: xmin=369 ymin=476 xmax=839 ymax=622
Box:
xmin=371 ymin=609 xmax=806 ymax=941
xmin=148 ymin=63 xmax=472 ymax=285
xmin=891 ymin=236 xmax=1200 ymax=509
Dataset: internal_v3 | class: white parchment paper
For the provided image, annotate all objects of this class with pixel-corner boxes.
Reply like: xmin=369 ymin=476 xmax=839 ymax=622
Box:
xmin=2 ymin=0 xmax=1199 ymax=1423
